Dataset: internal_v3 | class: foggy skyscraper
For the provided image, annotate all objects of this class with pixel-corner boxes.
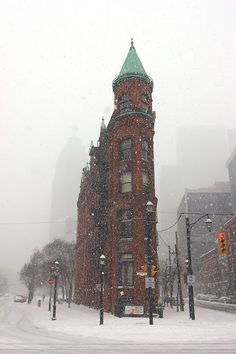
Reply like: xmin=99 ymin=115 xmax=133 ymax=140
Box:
xmin=49 ymin=135 xmax=87 ymax=241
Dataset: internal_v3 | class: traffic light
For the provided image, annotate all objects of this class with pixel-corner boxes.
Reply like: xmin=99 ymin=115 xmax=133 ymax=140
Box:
xmin=151 ymin=265 xmax=157 ymax=276
xmin=140 ymin=264 xmax=157 ymax=276
xmin=141 ymin=264 xmax=147 ymax=272
xmin=217 ymin=232 xmax=227 ymax=256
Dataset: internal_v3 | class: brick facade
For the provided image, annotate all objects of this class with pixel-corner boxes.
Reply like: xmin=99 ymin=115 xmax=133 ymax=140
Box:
xmin=199 ymin=248 xmax=228 ymax=297
xmin=75 ymin=42 xmax=158 ymax=313
xmin=225 ymin=216 xmax=236 ymax=295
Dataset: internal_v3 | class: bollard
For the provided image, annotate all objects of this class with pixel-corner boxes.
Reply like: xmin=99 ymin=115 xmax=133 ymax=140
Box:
xmin=157 ymin=304 xmax=163 ymax=318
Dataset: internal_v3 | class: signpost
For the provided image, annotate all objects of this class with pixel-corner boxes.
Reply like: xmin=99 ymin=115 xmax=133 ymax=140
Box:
xmin=48 ymin=278 xmax=54 ymax=286
xmin=187 ymin=275 xmax=195 ymax=285
xmin=145 ymin=277 xmax=155 ymax=289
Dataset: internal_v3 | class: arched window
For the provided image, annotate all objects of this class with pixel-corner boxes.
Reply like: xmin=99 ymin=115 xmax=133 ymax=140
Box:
xmin=120 ymin=138 xmax=131 ymax=160
xmin=119 ymin=93 xmax=132 ymax=112
xmin=118 ymin=209 xmax=133 ymax=239
xmin=141 ymin=94 xmax=150 ymax=113
xmin=142 ymin=138 xmax=149 ymax=160
xmin=142 ymin=172 xmax=149 ymax=193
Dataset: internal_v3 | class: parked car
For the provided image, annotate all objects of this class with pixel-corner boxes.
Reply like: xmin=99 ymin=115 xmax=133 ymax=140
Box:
xmin=14 ymin=295 xmax=27 ymax=303
xmin=196 ymin=293 xmax=209 ymax=301
xmin=217 ymin=296 xmax=231 ymax=303
xmin=207 ymin=295 xmax=219 ymax=302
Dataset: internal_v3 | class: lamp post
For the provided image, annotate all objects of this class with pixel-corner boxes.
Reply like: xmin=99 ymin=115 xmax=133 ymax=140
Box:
xmin=146 ymin=201 xmax=155 ymax=325
xmin=51 ymin=260 xmax=60 ymax=321
xmin=185 ymin=214 xmax=212 ymax=320
xmin=48 ymin=283 xmax=52 ymax=312
xmin=99 ymin=254 xmax=106 ymax=325
xmin=48 ymin=263 xmax=54 ymax=312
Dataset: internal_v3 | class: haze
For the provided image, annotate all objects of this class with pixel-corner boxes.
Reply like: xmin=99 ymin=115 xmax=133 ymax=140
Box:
xmin=0 ymin=0 xmax=236 ymax=287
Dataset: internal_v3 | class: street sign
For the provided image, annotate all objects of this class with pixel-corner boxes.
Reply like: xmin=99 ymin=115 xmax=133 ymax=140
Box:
xmin=145 ymin=277 xmax=155 ymax=288
xmin=136 ymin=271 xmax=147 ymax=276
xmin=187 ymin=275 xmax=195 ymax=285
xmin=47 ymin=278 xmax=54 ymax=286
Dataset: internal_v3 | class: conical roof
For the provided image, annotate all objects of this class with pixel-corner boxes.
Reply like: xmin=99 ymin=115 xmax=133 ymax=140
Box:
xmin=113 ymin=39 xmax=153 ymax=88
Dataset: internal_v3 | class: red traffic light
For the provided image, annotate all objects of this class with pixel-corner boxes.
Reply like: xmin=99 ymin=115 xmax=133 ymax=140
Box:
xmin=216 ymin=232 xmax=227 ymax=256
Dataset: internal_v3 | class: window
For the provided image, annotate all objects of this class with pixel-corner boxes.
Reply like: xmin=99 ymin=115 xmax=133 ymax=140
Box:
xmin=120 ymin=172 xmax=132 ymax=193
xmin=119 ymin=209 xmax=133 ymax=239
xmin=142 ymin=172 xmax=149 ymax=193
xmin=119 ymin=253 xmax=133 ymax=286
xmin=141 ymin=94 xmax=149 ymax=112
xmin=120 ymin=138 xmax=131 ymax=160
xmin=142 ymin=138 xmax=148 ymax=160
xmin=119 ymin=93 xmax=132 ymax=112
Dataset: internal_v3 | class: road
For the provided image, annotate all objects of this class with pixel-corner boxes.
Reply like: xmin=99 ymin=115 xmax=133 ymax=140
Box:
xmin=195 ymin=299 xmax=236 ymax=314
xmin=0 ymin=297 xmax=236 ymax=354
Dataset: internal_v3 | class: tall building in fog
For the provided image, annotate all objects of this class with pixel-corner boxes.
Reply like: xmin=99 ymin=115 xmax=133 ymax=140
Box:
xmin=49 ymin=135 xmax=87 ymax=241
xmin=176 ymin=125 xmax=228 ymax=190
xmin=227 ymin=129 xmax=236 ymax=155
xmin=157 ymin=125 xmax=229 ymax=253
xmin=177 ymin=182 xmax=232 ymax=272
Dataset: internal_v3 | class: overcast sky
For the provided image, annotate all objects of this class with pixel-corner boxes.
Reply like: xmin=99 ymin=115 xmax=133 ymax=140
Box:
xmin=0 ymin=0 xmax=236 ymax=274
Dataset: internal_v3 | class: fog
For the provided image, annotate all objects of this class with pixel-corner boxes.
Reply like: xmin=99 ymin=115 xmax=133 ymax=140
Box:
xmin=0 ymin=0 xmax=236 ymax=287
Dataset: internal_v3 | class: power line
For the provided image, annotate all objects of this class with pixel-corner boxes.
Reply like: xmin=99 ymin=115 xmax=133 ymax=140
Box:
xmin=158 ymin=214 xmax=182 ymax=232
xmin=0 ymin=212 xmax=235 ymax=227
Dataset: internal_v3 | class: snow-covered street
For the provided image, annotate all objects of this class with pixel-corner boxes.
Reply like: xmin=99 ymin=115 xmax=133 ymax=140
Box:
xmin=0 ymin=297 xmax=236 ymax=354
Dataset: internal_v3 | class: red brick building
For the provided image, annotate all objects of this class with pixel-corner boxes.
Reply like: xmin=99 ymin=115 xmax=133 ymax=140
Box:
xmin=225 ymin=216 xmax=236 ymax=295
xmin=199 ymin=248 xmax=228 ymax=297
xmin=75 ymin=40 xmax=158 ymax=313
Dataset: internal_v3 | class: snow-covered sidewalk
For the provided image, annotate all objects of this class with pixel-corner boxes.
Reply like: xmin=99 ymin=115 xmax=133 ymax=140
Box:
xmin=32 ymin=300 xmax=236 ymax=345
xmin=1 ymin=298 xmax=236 ymax=353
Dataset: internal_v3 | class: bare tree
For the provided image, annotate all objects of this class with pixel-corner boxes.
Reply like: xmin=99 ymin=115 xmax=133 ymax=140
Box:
xmin=19 ymin=249 xmax=43 ymax=303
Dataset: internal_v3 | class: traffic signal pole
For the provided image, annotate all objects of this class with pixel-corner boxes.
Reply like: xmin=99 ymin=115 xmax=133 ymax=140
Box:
xmin=186 ymin=216 xmax=195 ymax=320
xmin=147 ymin=211 xmax=153 ymax=325
xmin=175 ymin=232 xmax=184 ymax=312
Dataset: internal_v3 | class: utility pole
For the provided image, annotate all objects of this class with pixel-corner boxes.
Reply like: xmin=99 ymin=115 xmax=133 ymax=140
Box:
xmin=175 ymin=231 xmax=184 ymax=311
xmin=184 ymin=213 xmax=212 ymax=321
xmin=186 ymin=216 xmax=195 ymax=320
xmin=168 ymin=246 xmax=173 ymax=308
xmin=146 ymin=201 xmax=155 ymax=325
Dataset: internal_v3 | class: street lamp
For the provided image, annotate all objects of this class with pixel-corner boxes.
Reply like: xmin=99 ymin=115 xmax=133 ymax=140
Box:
xmin=51 ymin=260 xmax=60 ymax=321
xmin=99 ymin=254 xmax=106 ymax=325
xmin=185 ymin=214 xmax=212 ymax=320
xmin=146 ymin=201 xmax=155 ymax=325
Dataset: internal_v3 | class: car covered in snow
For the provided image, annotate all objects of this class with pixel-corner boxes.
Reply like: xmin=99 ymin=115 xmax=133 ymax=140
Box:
xmin=217 ymin=296 xmax=231 ymax=303
xmin=14 ymin=295 xmax=27 ymax=303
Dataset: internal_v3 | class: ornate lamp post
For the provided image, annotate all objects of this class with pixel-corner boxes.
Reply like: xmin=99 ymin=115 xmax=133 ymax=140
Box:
xmin=99 ymin=254 xmax=106 ymax=325
xmin=146 ymin=201 xmax=155 ymax=325
xmin=185 ymin=214 xmax=212 ymax=320
xmin=51 ymin=260 xmax=60 ymax=320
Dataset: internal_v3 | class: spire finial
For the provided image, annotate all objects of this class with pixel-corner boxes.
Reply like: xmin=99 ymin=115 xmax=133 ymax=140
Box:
xmin=100 ymin=117 xmax=106 ymax=131
xmin=131 ymin=38 xmax=134 ymax=47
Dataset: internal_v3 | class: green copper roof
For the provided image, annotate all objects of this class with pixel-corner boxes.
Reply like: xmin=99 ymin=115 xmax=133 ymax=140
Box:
xmin=113 ymin=39 xmax=153 ymax=88
xmin=119 ymin=39 xmax=147 ymax=76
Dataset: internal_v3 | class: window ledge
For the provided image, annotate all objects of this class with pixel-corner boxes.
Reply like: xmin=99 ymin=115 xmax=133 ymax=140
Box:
xmin=119 ymin=238 xmax=133 ymax=242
